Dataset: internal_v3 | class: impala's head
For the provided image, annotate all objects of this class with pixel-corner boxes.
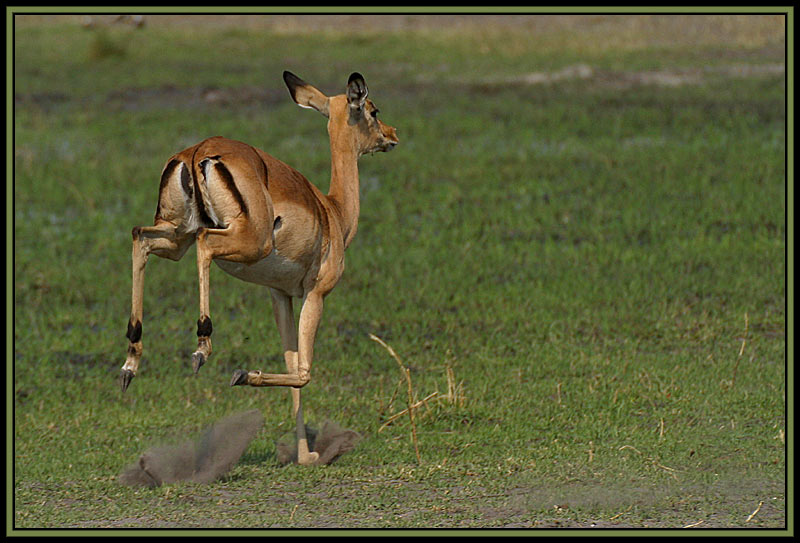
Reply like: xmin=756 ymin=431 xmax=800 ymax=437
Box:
xmin=283 ymin=71 xmax=399 ymax=156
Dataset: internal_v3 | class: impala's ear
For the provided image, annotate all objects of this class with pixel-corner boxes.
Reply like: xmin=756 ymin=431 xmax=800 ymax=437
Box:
xmin=346 ymin=72 xmax=368 ymax=111
xmin=283 ymin=71 xmax=330 ymax=118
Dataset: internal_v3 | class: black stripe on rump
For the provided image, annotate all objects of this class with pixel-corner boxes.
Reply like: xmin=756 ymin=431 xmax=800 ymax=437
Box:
xmin=180 ymin=163 xmax=192 ymax=197
xmin=211 ymin=161 xmax=248 ymax=215
xmin=155 ymin=159 xmax=181 ymax=220
xmin=260 ymin=157 xmax=269 ymax=190
xmin=192 ymin=148 xmax=216 ymax=227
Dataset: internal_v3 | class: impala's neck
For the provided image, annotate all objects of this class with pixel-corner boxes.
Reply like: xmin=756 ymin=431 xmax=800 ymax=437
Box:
xmin=327 ymin=139 xmax=360 ymax=248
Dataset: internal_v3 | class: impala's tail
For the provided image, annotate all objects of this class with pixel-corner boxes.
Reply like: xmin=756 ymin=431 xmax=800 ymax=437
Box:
xmin=195 ymin=155 xmax=241 ymax=228
xmin=153 ymin=155 xmax=217 ymax=233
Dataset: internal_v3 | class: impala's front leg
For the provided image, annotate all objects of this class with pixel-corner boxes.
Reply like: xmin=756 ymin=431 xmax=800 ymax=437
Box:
xmin=231 ymin=292 xmax=322 ymax=388
xmin=274 ymin=290 xmax=320 ymax=465
xmin=231 ymin=291 xmax=322 ymax=389
xmin=293 ymin=291 xmax=323 ymax=465
xmin=230 ymin=290 xmax=323 ymax=465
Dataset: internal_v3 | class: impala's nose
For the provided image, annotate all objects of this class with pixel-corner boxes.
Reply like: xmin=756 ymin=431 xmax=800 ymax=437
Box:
xmin=384 ymin=129 xmax=399 ymax=151
xmin=381 ymin=122 xmax=398 ymax=147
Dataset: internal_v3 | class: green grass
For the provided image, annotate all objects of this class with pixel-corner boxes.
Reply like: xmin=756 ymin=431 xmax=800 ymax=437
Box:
xmin=12 ymin=14 xmax=787 ymax=530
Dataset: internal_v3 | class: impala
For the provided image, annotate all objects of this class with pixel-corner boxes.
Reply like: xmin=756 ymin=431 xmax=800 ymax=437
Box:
xmin=121 ymin=71 xmax=398 ymax=465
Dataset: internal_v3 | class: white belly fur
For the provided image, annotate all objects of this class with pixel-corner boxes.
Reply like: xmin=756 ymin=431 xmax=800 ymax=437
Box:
xmin=214 ymin=249 xmax=307 ymax=297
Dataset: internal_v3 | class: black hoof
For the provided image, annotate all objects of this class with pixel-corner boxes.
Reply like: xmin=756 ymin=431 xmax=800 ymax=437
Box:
xmin=192 ymin=352 xmax=206 ymax=374
xmin=230 ymin=369 xmax=248 ymax=387
xmin=120 ymin=369 xmax=135 ymax=392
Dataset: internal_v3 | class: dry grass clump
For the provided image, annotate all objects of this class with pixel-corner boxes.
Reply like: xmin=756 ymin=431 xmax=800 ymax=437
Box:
xmin=370 ymin=335 xmax=467 ymax=464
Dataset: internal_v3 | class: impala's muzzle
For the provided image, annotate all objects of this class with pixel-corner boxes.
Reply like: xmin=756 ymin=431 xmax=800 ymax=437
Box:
xmin=377 ymin=120 xmax=399 ymax=152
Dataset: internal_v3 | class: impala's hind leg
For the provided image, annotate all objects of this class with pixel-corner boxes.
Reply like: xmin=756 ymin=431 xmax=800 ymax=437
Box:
xmin=121 ymin=221 xmax=194 ymax=391
xmin=121 ymin=158 xmax=196 ymax=391
xmin=192 ymin=217 xmax=273 ymax=374
xmin=190 ymin=155 xmax=275 ymax=374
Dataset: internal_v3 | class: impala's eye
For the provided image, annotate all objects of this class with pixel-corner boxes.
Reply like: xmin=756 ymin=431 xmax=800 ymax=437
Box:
xmin=370 ymin=109 xmax=379 ymax=119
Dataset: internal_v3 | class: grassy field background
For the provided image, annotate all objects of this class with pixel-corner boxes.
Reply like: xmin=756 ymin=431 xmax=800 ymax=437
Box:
xmin=12 ymin=13 xmax=787 ymax=530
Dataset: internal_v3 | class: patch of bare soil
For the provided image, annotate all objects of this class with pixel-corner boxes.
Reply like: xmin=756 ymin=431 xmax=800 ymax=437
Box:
xmin=65 ymin=468 xmax=786 ymax=529
xmin=108 ymin=85 xmax=286 ymax=112
xmin=480 ymin=476 xmax=786 ymax=529
xmin=499 ymin=62 xmax=785 ymax=89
